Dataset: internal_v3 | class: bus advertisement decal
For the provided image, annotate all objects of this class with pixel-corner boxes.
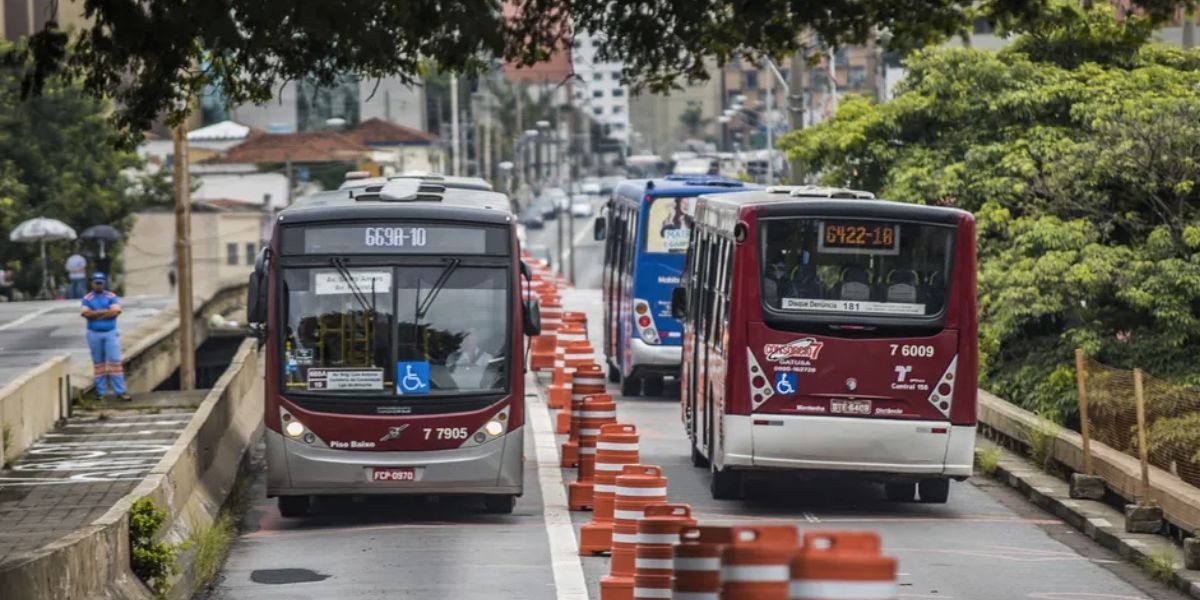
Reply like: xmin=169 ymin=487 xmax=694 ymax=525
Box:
xmin=763 ymin=337 xmax=825 ymax=362
xmin=306 ymin=368 xmax=385 ymax=391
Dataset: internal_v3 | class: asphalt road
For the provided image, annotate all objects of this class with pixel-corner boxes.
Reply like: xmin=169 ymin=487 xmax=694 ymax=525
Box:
xmin=0 ymin=295 xmax=171 ymax=388
xmin=208 ymin=210 xmax=1185 ymax=599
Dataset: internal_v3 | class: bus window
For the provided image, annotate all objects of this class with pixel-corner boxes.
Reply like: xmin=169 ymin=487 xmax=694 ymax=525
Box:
xmin=283 ymin=268 xmax=395 ymax=392
xmin=760 ymin=218 xmax=955 ymax=317
xmin=644 ymin=197 xmax=696 ymax=253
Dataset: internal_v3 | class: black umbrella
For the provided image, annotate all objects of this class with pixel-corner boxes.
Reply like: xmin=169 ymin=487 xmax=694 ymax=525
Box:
xmin=80 ymin=225 xmax=121 ymax=259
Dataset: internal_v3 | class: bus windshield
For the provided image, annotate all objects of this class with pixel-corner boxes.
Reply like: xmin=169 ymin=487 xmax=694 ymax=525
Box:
xmin=643 ymin=196 xmax=696 ymax=254
xmin=760 ymin=218 xmax=955 ymax=317
xmin=282 ymin=265 xmax=510 ymax=396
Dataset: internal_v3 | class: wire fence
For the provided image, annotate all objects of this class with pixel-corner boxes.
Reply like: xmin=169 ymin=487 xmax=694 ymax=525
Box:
xmin=1079 ymin=351 xmax=1200 ymax=495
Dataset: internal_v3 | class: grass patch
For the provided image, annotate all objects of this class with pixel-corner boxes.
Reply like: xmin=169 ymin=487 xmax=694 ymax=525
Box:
xmin=188 ymin=465 xmax=253 ymax=591
xmin=1024 ymin=409 xmax=1061 ymax=471
xmin=74 ymin=390 xmax=101 ymax=411
xmin=975 ymin=445 xmax=1002 ymax=476
xmin=1140 ymin=545 xmax=1177 ymax=582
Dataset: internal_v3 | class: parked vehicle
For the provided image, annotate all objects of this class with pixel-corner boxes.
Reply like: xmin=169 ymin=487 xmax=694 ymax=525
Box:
xmin=570 ymin=194 xmax=594 ymax=218
xmin=520 ymin=207 xmax=545 ymax=229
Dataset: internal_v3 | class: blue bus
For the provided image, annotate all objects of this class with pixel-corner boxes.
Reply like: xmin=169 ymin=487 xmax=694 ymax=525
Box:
xmin=594 ymin=176 xmax=759 ymax=396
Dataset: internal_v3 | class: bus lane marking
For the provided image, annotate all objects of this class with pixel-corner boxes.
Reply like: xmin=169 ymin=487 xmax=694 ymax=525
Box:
xmin=527 ymin=379 xmax=588 ymax=599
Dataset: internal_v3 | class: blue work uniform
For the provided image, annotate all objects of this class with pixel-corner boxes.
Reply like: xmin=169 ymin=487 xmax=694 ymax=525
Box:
xmin=81 ymin=290 xmax=127 ymax=395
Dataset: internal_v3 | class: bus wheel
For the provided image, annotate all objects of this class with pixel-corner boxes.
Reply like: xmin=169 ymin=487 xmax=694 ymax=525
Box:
xmin=483 ymin=494 xmax=517 ymax=514
xmin=607 ymin=363 xmax=620 ymax=383
xmin=918 ymin=478 xmax=950 ymax=504
xmin=620 ymin=373 xmax=641 ymax=396
xmin=643 ymin=375 xmax=664 ymax=397
xmin=884 ymin=482 xmax=916 ymax=503
xmin=690 ymin=443 xmax=709 ymax=468
xmin=710 ymin=467 xmax=741 ymax=500
xmin=277 ymin=495 xmax=310 ymax=518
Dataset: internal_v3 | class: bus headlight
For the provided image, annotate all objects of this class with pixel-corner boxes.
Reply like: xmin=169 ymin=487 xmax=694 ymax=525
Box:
xmin=285 ymin=420 xmax=305 ymax=438
xmin=484 ymin=420 xmax=505 ymax=437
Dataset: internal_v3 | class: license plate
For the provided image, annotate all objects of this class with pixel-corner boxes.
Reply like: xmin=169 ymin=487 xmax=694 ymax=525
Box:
xmin=370 ymin=467 xmax=417 ymax=482
xmin=830 ymin=399 xmax=872 ymax=415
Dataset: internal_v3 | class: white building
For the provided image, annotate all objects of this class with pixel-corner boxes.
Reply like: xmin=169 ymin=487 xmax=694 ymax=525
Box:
xmin=571 ymin=33 xmax=630 ymax=143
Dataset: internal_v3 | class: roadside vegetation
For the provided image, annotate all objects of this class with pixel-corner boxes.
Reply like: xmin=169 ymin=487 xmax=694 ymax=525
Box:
xmin=129 ymin=497 xmax=180 ymax=598
xmin=780 ymin=3 xmax=1200 ymax=427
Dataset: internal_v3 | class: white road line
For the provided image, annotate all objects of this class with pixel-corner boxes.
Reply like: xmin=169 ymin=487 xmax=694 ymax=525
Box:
xmin=526 ymin=380 xmax=588 ymax=600
xmin=0 ymin=304 xmax=62 ymax=332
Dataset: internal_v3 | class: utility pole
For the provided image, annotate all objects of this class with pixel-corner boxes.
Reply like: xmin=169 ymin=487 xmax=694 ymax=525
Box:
xmin=172 ymin=124 xmax=196 ymax=391
xmin=788 ymin=48 xmax=806 ymax=182
xmin=765 ymin=65 xmax=774 ymax=186
xmin=450 ymin=74 xmax=461 ymax=176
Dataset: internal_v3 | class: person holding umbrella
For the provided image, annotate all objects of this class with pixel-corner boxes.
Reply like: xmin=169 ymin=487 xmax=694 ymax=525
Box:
xmin=80 ymin=272 xmax=130 ymax=401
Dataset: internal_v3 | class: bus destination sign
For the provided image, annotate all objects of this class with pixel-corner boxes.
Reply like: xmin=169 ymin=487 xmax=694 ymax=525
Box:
xmin=288 ymin=224 xmax=501 ymax=255
xmin=818 ymin=221 xmax=900 ymax=255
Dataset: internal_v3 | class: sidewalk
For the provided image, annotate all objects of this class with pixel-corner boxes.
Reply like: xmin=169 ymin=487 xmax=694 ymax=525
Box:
xmin=0 ymin=391 xmax=203 ymax=568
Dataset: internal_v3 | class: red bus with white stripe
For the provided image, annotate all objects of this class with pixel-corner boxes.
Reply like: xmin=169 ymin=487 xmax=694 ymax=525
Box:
xmin=673 ymin=186 xmax=977 ymax=502
xmin=246 ymin=179 xmax=539 ymax=517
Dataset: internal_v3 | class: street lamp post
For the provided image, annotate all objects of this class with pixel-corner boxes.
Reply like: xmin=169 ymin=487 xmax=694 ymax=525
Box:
xmin=763 ymin=58 xmax=790 ymax=185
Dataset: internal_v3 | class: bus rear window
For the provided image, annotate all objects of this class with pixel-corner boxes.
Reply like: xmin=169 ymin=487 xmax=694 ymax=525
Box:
xmin=760 ymin=218 xmax=955 ymax=317
xmin=643 ymin=197 xmax=696 ymax=254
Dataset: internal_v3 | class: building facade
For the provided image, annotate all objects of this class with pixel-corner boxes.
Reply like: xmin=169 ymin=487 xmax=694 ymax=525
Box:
xmin=570 ymin=33 xmax=631 ymax=143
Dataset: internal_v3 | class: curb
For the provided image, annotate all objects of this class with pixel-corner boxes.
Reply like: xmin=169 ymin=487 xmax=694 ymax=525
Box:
xmin=982 ymin=441 xmax=1200 ymax=598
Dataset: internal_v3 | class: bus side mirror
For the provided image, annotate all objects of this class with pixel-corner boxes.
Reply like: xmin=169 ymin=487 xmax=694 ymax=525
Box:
xmin=246 ymin=270 xmax=268 ymax=339
xmin=520 ymin=260 xmax=532 ymax=279
xmin=671 ymin=287 xmax=687 ymax=320
xmin=593 ymin=216 xmax=606 ymax=241
xmin=523 ymin=300 xmax=542 ymax=337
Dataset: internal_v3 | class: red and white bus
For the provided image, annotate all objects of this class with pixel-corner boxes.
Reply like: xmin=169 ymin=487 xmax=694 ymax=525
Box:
xmin=247 ymin=179 xmax=538 ymax=516
xmin=673 ymin=186 xmax=977 ymax=502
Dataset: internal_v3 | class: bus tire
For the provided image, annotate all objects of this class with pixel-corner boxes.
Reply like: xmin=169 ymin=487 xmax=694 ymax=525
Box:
xmin=710 ymin=467 xmax=741 ymax=500
xmin=277 ymin=495 xmax=310 ymax=518
xmin=918 ymin=478 xmax=950 ymax=504
xmin=690 ymin=443 xmax=709 ymax=468
xmin=884 ymin=482 xmax=916 ymax=503
xmin=483 ymin=494 xmax=517 ymax=514
xmin=620 ymin=373 xmax=641 ymax=396
xmin=642 ymin=375 xmax=664 ymax=397
xmin=607 ymin=363 xmax=620 ymax=383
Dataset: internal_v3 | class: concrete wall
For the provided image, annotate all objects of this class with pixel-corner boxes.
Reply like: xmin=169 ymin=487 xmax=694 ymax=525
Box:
xmin=125 ymin=210 xmax=261 ymax=299
xmin=979 ymin=390 xmax=1200 ymax=534
xmin=0 ymin=339 xmax=263 ymax=600
xmin=0 ymin=355 xmax=70 ymax=465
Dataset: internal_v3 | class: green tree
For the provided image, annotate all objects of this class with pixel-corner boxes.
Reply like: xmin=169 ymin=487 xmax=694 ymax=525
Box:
xmin=10 ymin=0 xmax=1195 ymax=139
xmin=778 ymin=3 xmax=1200 ymax=420
xmin=0 ymin=44 xmax=152 ymax=294
xmin=678 ymin=106 xmax=711 ymax=139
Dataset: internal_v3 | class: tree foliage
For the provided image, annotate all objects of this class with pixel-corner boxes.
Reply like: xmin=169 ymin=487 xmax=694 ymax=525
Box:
xmin=0 ymin=43 xmax=155 ymax=293
xmin=779 ymin=3 xmax=1200 ymax=419
xmin=9 ymin=0 xmax=1195 ymax=141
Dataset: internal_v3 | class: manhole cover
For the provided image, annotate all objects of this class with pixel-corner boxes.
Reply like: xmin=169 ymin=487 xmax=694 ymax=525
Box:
xmin=250 ymin=568 xmax=329 ymax=585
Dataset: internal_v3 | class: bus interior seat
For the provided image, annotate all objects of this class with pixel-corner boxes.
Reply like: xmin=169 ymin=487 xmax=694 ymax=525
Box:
xmin=923 ymin=271 xmax=945 ymax=311
xmin=835 ymin=266 xmax=872 ymax=301
xmin=791 ymin=265 xmax=823 ymax=299
xmin=884 ymin=270 xmax=919 ymax=304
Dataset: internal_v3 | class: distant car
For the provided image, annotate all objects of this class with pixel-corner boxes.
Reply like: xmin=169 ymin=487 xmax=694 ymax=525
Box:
xmin=533 ymin=196 xmax=558 ymax=219
xmin=527 ymin=244 xmax=554 ymax=270
xmin=570 ymin=195 xmax=594 ymax=218
xmin=544 ymin=187 xmax=570 ymax=211
xmin=581 ymin=179 xmax=602 ymax=195
xmin=519 ymin=207 xmax=545 ymax=229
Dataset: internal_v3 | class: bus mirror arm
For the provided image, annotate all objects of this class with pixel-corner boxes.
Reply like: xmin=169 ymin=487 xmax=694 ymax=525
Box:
xmin=671 ymin=287 xmax=687 ymax=320
xmin=593 ymin=216 xmax=606 ymax=241
xmin=246 ymin=269 xmax=268 ymax=336
xmin=523 ymin=301 xmax=541 ymax=337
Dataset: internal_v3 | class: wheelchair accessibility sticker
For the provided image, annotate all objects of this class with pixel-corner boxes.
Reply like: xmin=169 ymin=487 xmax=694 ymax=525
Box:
xmin=396 ymin=361 xmax=431 ymax=394
xmin=774 ymin=372 xmax=797 ymax=396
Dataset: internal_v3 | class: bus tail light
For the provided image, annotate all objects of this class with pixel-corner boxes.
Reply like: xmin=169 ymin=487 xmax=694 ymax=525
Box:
xmin=927 ymin=355 xmax=959 ymax=419
xmin=633 ymin=299 xmax=660 ymax=344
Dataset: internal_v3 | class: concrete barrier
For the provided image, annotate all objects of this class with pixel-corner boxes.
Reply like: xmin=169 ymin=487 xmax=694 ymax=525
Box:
xmin=979 ymin=389 xmax=1200 ymax=534
xmin=0 ymin=355 xmax=71 ymax=466
xmin=70 ymin=282 xmax=248 ymax=395
xmin=0 ymin=338 xmax=263 ymax=600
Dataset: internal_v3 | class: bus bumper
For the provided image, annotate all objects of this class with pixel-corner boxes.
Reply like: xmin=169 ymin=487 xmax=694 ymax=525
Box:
xmin=722 ymin=415 xmax=974 ymax=479
xmin=630 ymin=339 xmax=681 ymax=375
xmin=266 ymin=426 xmax=525 ymax=496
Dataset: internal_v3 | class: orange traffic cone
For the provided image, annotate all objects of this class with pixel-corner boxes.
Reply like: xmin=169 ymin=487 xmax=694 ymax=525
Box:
xmin=580 ymin=424 xmax=640 ymax=555
xmin=568 ymin=394 xmax=617 ymax=509
xmin=600 ymin=465 xmax=669 ymax=600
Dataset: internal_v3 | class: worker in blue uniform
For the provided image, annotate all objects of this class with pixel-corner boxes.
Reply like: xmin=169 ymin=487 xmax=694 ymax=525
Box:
xmin=80 ymin=272 xmax=130 ymax=401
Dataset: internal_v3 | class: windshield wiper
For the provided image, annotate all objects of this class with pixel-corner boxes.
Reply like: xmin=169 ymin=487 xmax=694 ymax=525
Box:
xmin=331 ymin=257 xmax=374 ymax=314
xmin=417 ymin=258 xmax=461 ymax=319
